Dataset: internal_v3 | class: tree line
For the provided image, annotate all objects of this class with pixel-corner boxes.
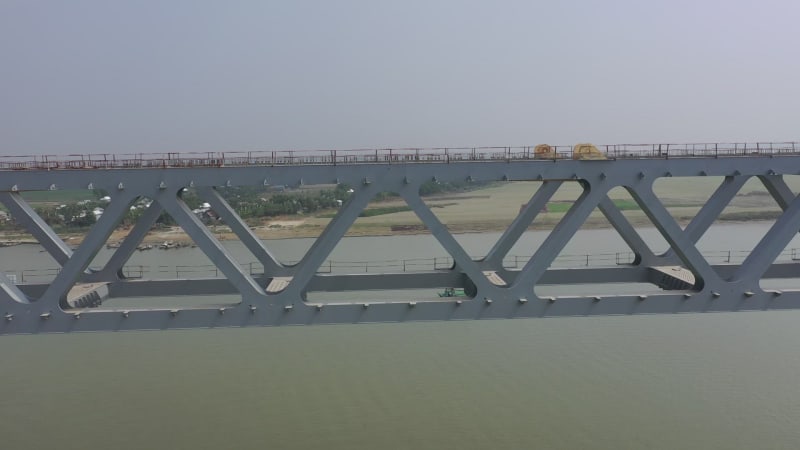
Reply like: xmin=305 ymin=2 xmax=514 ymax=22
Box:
xmin=2 ymin=179 xmax=487 ymax=231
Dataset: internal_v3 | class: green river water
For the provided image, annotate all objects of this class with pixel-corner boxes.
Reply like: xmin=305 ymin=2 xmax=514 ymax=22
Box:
xmin=2 ymin=225 xmax=800 ymax=449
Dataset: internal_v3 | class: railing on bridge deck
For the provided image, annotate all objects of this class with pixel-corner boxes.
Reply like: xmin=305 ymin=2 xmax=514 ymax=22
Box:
xmin=1 ymin=142 xmax=798 ymax=171
xmin=8 ymin=248 xmax=800 ymax=284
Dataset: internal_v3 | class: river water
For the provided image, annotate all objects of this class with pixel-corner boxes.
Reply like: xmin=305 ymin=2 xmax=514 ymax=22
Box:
xmin=2 ymin=223 xmax=800 ymax=449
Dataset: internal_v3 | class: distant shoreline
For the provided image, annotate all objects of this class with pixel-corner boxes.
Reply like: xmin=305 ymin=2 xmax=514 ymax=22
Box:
xmin=0 ymin=178 xmax=787 ymax=247
xmin=0 ymin=214 xmax=780 ymax=249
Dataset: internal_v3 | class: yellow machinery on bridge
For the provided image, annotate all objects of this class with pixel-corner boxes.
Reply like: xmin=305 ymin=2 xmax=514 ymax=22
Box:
xmin=572 ymin=143 xmax=607 ymax=160
xmin=533 ymin=143 xmax=607 ymax=160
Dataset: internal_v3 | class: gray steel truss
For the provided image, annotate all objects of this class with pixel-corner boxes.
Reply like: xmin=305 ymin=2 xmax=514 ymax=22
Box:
xmin=3 ymin=148 xmax=800 ymax=334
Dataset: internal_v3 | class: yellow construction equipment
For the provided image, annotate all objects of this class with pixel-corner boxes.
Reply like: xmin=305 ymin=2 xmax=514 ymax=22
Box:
xmin=572 ymin=143 xmax=607 ymax=160
xmin=534 ymin=144 xmax=557 ymax=159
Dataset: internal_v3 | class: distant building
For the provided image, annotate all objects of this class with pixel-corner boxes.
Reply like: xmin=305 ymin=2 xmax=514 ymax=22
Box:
xmin=192 ymin=206 xmax=219 ymax=224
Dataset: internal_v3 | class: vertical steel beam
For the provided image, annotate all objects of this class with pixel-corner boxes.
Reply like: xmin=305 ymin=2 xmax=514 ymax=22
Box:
xmin=483 ymin=181 xmax=561 ymax=267
xmin=197 ymin=187 xmax=286 ymax=276
xmin=0 ymin=192 xmax=73 ymax=266
xmin=156 ymin=192 xmax=266 ymax=300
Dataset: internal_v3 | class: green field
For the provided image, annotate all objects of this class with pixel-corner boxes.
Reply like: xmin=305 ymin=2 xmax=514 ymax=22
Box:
xmin=546 ymin=199 xmax=640 ymax=213
xmin=2 ymin=177 xmax=797 ymax=239
xmin=296 ymin=177 xmax=797 ymax=236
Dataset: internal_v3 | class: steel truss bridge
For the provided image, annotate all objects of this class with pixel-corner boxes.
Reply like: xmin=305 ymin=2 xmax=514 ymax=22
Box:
xmin=2 ymin=142 xmax=800 ymax=334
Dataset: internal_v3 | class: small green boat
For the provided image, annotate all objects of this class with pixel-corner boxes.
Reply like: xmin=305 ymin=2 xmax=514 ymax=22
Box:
xmin=438 ymin=287 xmax=466 ymax=297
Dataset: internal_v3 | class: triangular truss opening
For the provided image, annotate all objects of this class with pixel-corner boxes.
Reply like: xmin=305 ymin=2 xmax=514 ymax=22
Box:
xmin=165 ymin=182 xmax=354 ymax=269
xmin=650 ymin=175 xmax=800 ymax=284
xmin=0 ymin=190 xmax=93 ymax=285
xmin=693 ymin=177 xmax=783 ymax=271
xmin=417 ymin=179 xmax=536 ymax=259
xmin=652 ymin=176 xmax=731 ymax=231
xmin=622 ymin=184 xmax=722 ymax=292
xmin=325 ymin=216 xmax=455 ymax=275
xmin=751 ymin=175 xmax=800 ymax=291
xmin=503 ymin=180 xmax=585 ymax=269
xmin=302 ymin=182 xmax=477 ymax=304
xmin=85 ymin=194 xmax=243 ymax=283
xmin=189 ymin=184 xmax=314 ymax=269
xmin=530 ymin=186 xmax=665 ymax=298
xmin=563 ymin=186 xmax=661 ymax=266
xmin=84 ymin=189 xmax=273 ymax=310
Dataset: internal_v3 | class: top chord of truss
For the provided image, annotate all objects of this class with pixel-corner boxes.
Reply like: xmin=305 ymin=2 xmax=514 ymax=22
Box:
xmin=0 ymin=142 xmax=798 ymax=172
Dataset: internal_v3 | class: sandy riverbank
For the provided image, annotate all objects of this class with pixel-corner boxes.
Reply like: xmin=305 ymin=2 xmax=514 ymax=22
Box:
xmin=0 ymin=178 xmax=789 ymax=246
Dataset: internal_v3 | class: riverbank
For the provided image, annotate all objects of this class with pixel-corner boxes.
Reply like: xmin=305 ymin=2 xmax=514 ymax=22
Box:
xmin=0 ymin=209 xmax=783 ymax=248
xmin=0 ymin=178 xmax=787 ymax=246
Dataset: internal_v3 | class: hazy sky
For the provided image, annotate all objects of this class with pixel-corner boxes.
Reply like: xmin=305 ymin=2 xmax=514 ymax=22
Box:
xmin=1 ymin=0 xmax=798 ymax=155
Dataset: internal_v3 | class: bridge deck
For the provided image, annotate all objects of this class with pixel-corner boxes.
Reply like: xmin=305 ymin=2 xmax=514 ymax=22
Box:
xmin=2 ymin=141 xmax=800 ymax=333
xmin=0 ymin=141 xmax=797 ymax=172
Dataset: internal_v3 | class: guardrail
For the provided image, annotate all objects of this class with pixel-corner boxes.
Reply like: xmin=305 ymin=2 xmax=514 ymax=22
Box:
xmin=0 ymin=142 xmax=798 ymax=171
xmin=7 ymin=247 xmax=800 ymax=283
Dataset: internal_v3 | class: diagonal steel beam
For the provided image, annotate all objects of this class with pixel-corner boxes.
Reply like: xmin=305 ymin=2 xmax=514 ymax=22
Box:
xmin=659 ymin=176 xmax=749 ymax=261
xmin=157 ymin=192 xmax=266 ymax=299
xmin=401 ymin=189 xmax=495 ymax=295
xmin=86 ymin=200 xmax=163 ymax=281
xmin=483 ymin=181 xmax=561 ymax=267
xmin=513 ymin=183 xmax=608 ymax=291
xmin=197 ymin=187 xmax=286 ymax=276
xmin=683 ymin=176 xmax=749 ymax=243
xmin=758 ymin=175 xmax=794 ymax=210
xmin=0 ymin=271 xmax=28 ymax=304
xmin=733 ymin=191 xmax=800 ymax=282
xmin=0 ymin=192 xmax=73 ymax=266
xmin=597 ymin=196 xmax=655 ymax=265
xmin=39 ymin=193 xmax=136 ymax=306
xmin=626 ymin=185 xmax=720 ymax=289
xmin=279 ymin=184 xmax=380 ymax=299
